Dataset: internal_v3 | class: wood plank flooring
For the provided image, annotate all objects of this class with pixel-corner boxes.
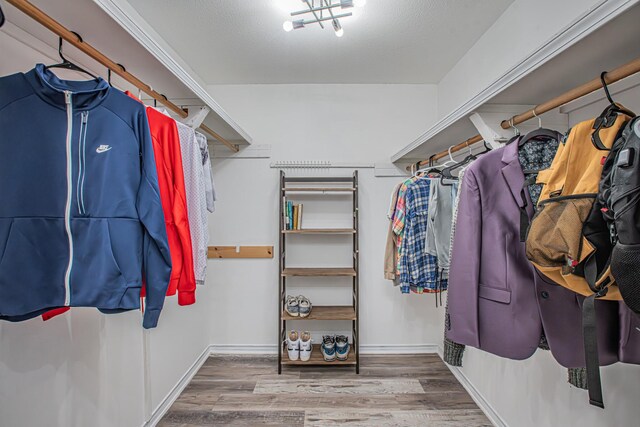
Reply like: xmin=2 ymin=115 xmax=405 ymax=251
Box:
xmin=158 ymin=354 xmax=490 ymax=427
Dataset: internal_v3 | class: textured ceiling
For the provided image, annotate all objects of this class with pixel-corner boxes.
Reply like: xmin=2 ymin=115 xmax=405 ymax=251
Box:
xmin=126 ymin=0 xmax=514 ymax=84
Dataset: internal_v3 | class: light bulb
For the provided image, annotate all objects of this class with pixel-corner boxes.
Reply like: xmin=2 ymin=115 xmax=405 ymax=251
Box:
xmin=354 ymin=0 xmax=366 ymax=7
xmin=335 ymin=28 xmax=344 ymax=37
xmin=283 ymin=21 xmax=294 ymax=32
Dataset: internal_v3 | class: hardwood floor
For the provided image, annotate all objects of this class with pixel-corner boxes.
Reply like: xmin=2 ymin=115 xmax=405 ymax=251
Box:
xmin=158 ymin=354 xmax=491 ymax=427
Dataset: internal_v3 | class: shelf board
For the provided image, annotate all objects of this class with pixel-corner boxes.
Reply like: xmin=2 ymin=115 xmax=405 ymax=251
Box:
xmin=283 ymin=187 xmax=355 ymax=192
xmin=282 ymin=305 xmax=356 ymax=321
xmin=281 ymin=344 xmax=356 ymax=366
xmin=284 ymin=177 xmax=353 ymax=183
xmin=282 ymin=268 xmax=356 ymax=277
xmin=282 ymin=229 xmax=356 ymax=234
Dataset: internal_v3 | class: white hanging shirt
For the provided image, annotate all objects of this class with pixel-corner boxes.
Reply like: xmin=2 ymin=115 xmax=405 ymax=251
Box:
xmin=195 ymin=131 xmax=216 ymax=212
xmin=159 ymin=109 xmax=209 ymax=285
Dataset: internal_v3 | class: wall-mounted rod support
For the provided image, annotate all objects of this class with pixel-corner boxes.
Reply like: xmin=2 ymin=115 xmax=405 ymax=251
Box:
xmin=5 ymin=0 xmax=239 ymax=152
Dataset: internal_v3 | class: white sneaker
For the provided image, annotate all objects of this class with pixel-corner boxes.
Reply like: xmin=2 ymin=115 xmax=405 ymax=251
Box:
xmin=286 ymin=330 xmax=300 ymax=361
xmin=300 ymin=331 xmax=312 ymax=362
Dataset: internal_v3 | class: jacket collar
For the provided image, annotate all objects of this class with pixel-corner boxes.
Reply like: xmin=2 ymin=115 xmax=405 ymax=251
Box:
xmin=25 ymin=64 xmax=110 ymax=111
xmin=501 ymin=138 xmax=531 ymax=212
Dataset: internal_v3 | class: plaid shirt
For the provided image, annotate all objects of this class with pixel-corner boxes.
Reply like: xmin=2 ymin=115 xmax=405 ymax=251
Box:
xmin=397 ymin=178 xmax=446 ymax=293
xmin=392 ymin=177 xmax=417 ymax=272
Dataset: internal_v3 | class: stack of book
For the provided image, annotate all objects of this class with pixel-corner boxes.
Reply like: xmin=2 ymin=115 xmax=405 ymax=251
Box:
xmin=283 ymin=199 xmax=303 ymax=230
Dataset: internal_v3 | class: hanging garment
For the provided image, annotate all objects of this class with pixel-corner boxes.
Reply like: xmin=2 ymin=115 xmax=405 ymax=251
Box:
xmin=619 ymin=303 xmax=640 ymax=363
xmin=196 ymin=132 xmax=216 ymax=213
xmin=0 ymin=65 xmax=171 ymax=328
xmin=169 ymin=118 xmax=209 ymax=286
xmin=392 ymin=176 xmax=418 ymax=276
xmin=446 ymin=139 xmax=619 ymax=365
xmin=384 ymin=182 xmax=402 ymax=282
xmin=142 ymin=104 xmax=196 ymax=305
xmin=425 ymin=179 xmax=458 ymax=279
xmin=396 ymin=178 xmax=444 ymax=293
xmin=443 ymin=165 xmax=471 ymax=367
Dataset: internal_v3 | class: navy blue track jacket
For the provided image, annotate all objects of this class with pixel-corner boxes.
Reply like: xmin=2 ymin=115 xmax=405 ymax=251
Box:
xmin=0 ymin=65 xmax=172 ymax=328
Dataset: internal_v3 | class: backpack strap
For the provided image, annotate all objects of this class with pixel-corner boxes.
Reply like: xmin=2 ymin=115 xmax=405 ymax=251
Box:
xmin=582 ymin=293 xmax=605 ymax=408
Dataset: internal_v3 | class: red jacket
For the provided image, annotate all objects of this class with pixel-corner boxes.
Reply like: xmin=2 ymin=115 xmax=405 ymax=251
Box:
xmin=140 ymin=103 xmax=196 ymax=305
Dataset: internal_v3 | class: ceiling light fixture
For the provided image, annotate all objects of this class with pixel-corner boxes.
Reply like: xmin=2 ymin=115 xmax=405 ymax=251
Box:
xmin=283 ymin=0 xmax=365 ymax=37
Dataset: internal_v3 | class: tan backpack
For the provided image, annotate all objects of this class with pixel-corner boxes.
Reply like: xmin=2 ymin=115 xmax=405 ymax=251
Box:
xmin=525 ymin=104 xmax=634 ymax=408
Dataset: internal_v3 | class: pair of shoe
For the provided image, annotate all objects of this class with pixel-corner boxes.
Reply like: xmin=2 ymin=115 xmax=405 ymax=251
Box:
xmin=321 ymin=335 xmax=350 ymax=362
xmin=286 ymin=330 xmax=312 ymax=361
xmin=285 ymin=295 xmax=312 ymax=318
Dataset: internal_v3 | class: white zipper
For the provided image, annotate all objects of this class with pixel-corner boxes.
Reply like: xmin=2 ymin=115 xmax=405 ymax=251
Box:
xmin=79 ymin=111 xmax=89 ymax=215
xmin=76 ymin=112 xmax=86 ymax=214
xmin=63 ymin=91 xmax=74 ymax=306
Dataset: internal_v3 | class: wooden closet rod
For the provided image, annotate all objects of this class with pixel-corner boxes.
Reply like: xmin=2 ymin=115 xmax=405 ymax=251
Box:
xmin=5 ymin=0 xmax=239 ymax=153
xmin=410 ymin=56 xmax=640 ymax=170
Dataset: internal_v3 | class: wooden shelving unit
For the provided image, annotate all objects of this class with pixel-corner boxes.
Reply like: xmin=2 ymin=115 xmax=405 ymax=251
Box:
xmin=278 ymin=171 xmax=359 ymax=374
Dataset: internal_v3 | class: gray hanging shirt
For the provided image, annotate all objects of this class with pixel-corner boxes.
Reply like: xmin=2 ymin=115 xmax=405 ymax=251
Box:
xmin=425 ymin=178 xmax=458 ymax=273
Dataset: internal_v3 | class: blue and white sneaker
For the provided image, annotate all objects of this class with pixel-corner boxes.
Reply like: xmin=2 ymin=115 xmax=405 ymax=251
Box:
xmin=297 ymin=295 xmax=312 ymax=318
xmin=336 ymin=335 xmax=350 ymax=361
xmin=321 ymin=335 xmax=336 ymax=362
xmin=285 ymin=295 xmax=299 ymax=317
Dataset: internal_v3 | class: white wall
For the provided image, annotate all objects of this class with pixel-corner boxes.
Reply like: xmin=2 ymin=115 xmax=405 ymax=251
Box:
xmin=206 ymin=84 xmax=442 ymax=350
xmin=0 ymin=25 xmax=212 ymax=427
xmin=437 ymin=0 xmax=613 ymax=120
xmin=451 ymin=82 xmax=640 ymax=427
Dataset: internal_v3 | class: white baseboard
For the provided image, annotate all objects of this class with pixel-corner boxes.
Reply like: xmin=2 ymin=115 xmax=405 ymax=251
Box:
xmin=143 ymin=345 xmax=213 ymax=427
xmin=437 ymin=348 xmax=507 ymax=427
xmin=210 ymin=344 xmax=278 ymax=354
xmin=360 ymin=344 xmax=439 ymax=354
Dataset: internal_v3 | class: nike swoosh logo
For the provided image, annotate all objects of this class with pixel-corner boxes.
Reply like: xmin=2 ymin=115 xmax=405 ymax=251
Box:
xmin=96 ymin=146 xmax=112 ymax=153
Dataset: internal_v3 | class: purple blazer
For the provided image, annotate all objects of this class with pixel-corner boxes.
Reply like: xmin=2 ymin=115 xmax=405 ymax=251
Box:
xmin=446 ymin=141 xmax=619 ymax=367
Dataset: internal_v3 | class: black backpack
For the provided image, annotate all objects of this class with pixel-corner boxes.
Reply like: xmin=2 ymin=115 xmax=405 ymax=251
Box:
xmin=599 ymin=116 xmax=640 ymax=313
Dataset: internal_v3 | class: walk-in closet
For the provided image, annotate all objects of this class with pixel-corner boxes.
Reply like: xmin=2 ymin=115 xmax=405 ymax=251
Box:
xmin=2 ymin=1 xmax=640 ymax=426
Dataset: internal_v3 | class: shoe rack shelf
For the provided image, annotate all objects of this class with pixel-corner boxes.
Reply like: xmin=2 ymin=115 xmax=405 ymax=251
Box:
xmin=281 ymin=305 xmax=356 ymax=321
xmin=281 ymin=344 xmax=357 ymax=366
xmin=281 ymin=268 xmax=356 ymax=277
xmin=282 ymin=229 xmax=356 ymax=234
xmin=278 ymin=172 xmax=360 ymax=374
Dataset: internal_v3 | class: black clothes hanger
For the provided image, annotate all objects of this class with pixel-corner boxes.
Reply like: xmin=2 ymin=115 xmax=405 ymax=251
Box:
xmin=518 ymin=128 xmax=562 ymax=147
xmin=440 ymin=140 xmax=491 ymax=185
xmin=0 ymin=4 xmax=5 ymax=29
xmin=45 ymin=34 xmax=98 ymax=79
xmin=416 ymin=155 xmax=441 ymax=177
xmin=598 ymin=72 xmax=634 ymax=117
xmin=591 ymin=72 xmax=636 ymax=150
